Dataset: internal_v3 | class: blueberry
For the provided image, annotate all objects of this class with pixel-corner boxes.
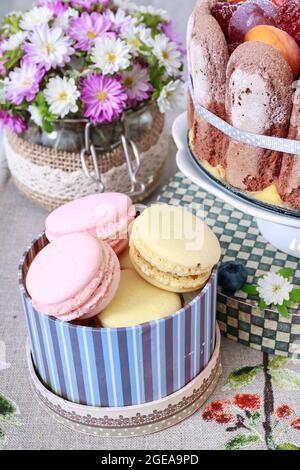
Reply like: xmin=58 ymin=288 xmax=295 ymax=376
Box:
xmin=218 ymin=261 xmax=248 ymax=292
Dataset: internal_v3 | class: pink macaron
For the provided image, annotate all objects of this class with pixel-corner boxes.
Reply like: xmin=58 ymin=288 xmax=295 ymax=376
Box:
xmin=26 ymin=233 xmax=120 ymax=322
xmin=45 ymin=193 xmax=135 ymax=255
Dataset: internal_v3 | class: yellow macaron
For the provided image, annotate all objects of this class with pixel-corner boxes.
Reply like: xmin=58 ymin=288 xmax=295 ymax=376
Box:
xmin=129 ymin=204 xmax=221 ymax=293
xmin=98 ymin=269 xmax=182 ymax=328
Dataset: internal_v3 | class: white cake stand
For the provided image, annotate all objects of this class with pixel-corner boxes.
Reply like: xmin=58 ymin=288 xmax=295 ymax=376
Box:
xmin=172 ymin=113 xmax=300 ymax=259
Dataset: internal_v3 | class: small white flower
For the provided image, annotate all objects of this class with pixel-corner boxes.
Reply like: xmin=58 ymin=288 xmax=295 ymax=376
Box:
xmin=20 ymin=6 xmax=53 ymax=31
xmin=91 ymin=36 xmax=131 ymax=75
xmin=134 ymin=5 xmax=170 ymax=22
xmin=44 ymin=76 xmax=80 ymax=118
xmin=23 ymin=24 xmax=74 ymax=71
xmin=121 ymin=23 xmax=152 ymax=55
xmin=152 ymin=34 xmax=182 ymax=75
xmin=105 ymin=8 xmax=135 ymax=32
xmin=1 ymin=31 xmax=28 ymax=51
xmin=53 ymin=8 xmax=79 ymax=30
xmin=29 ymin=104 xmax=43 ymax=127
xmin=157 ymin=80 xmax=185 ymax=113
xmin=257 ymin=272 xmax=293 ymax=306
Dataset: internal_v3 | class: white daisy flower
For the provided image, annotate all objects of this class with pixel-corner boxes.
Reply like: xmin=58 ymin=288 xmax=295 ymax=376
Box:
xmin=157 ymin=80 xmax=185 ymax=113
xmin=121 ymin=24 xmax=152 ymax=55
xmin=20 ymin=6 xmax=53 ymax=31
xmin=53 ymin=8 xmax=79 ymax=30
xmin=134 ymin=5 xmax=170 ymax=22
xmin=1 ymin=31 xmax=28 ymax=51
xmin=44 ymin=76 xmax=80 ymax=118
xmin=23 ymin=24 xmax=74 ymax=71
xmin=29 ymin=104 xmax=43 ymax=127
xmin=105 ymin=8 xmax=135 ymax=32
xmin=257 ymin=272 xmax=293 ymax=306
xmin=91 ymin=36 xmax=131 ymax=75
xmin=152 ymin=34 xmax=182 ymax=75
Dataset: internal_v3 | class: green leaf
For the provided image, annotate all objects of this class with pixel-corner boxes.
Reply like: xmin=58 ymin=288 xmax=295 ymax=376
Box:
xmin=290 ymin=288 xmax=300 ymax=302
xmin=3 ymin=48 xmax=23 ymax=70
xmin=277 ymin=268 xmax=293 ymax=279
xmin=277 ymin=443 xmax=300 ymax=451
xmin=225 ymin=434 xmax=259 ymax=451
xmin=283 ymin=299 xmax=292 ymax=308
xmin=277 ymin=304 xmax=289 ymax=318
xmin=241 ymin=284 xmax=258 ymax=295
xmin=0 ymin=394 xmax=16 ymax=420
xmin=2 ymin=13 xmax=21 ymax=35
xmin=42 ymin=119 xmax=54 ymax=134
xmin=259 ymin=298 xmax=267 ymax=310
xmin=223 ymin=366 xmax=261 ymax=391
xmin=249 ymin=411 xmax=261 ymax=427
xmin=270 ymin=369 xmax=300 ymax=390
xmin=268 ymin=356 xmax=289 ymax=369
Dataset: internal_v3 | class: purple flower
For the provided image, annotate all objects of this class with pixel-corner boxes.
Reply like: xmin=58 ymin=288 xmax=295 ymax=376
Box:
xmin=80 ymin=73 xmax=127 ymax=124
xmin=122 ymin=62 xmax=152 ymax=107
xmin=71 ymin=0 xmax=108 ymax=9
xmin=39 ymin=0 xmax=68 ymax=16
xmin=5 ymin=62 xmax=45 ymax=105
xmin=161 ymin=21 xmax=186 ymax=56
xmin=0 ymin=110 xmax=27 ymax=134
xmin=69 ymin=12 xmax=113 ymax=51
xmin=23 ymin=24 xmax=74 ymax=71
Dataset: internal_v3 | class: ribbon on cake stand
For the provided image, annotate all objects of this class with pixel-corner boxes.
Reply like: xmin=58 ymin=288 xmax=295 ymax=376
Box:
xmin=172 ymin=79 xmax=300 ymax=258
xmin=188 ymin=75 xmax=300 ymax=156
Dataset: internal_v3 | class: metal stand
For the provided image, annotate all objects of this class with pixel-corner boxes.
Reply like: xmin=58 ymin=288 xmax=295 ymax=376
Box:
xmin=80 ymin=121 xmax=145 ymax=197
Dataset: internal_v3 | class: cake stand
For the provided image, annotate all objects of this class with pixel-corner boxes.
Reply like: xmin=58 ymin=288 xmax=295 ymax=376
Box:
xmin=173 ymin=113 xmax=300 ymax=259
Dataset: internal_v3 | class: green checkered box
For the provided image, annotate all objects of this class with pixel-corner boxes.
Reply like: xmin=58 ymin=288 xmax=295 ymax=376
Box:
xmin=159 ymin=172 xmax=300 ymax=359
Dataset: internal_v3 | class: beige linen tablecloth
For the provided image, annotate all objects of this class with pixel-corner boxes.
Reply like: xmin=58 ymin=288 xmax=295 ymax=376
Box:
xmin=1 ymin=0 xmax=300 ymax=452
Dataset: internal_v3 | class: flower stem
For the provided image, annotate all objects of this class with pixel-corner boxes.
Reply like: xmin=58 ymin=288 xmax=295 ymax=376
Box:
xmin=262 ymin=352 xmax=275 ymax=449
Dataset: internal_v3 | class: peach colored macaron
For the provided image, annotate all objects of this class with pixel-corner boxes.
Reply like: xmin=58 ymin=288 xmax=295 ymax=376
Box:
xmin=26 ymin=233 xmax=120 ymax=322
xmin=45 ymin=193 xmax=135 ymax=255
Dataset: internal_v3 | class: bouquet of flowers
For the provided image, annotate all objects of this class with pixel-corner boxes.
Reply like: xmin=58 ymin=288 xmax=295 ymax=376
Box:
xmin=0 ymin=0 xmax=185 ymax=134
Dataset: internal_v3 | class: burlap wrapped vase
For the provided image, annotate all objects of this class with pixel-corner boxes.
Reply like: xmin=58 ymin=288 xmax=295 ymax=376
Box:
xmin=4 ymin=104 xmax=169 ymax=211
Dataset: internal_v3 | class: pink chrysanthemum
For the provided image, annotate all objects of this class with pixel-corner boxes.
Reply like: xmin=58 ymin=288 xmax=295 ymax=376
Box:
xmin=0 ymin=110 xmax=27 ymax=134
xmin=39 ymin=0 xmax=68 ymax=16
xmin=80 ymin=74 xmax=127 ymax=124
xmin=5 ymin=62 xmax=45 ymax=105
xmin=69 ymin=12 xmax=113 ymax=51
xmin=122 ymin=62 xmax=152 ymax=107
xmin=71 ymin=0 xmax=108 ymax=9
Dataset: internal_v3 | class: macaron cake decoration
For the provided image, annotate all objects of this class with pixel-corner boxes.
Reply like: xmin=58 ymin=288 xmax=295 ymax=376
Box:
xmin=45 ymin=193 xmax=135 ymax=255
xmin=130 ymin=204 xmax=221 ymax=293
xmin=26 ymin=233 xmax=120 ymax=322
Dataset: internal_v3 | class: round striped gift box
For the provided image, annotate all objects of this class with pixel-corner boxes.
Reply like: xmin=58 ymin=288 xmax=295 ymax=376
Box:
xmin=19 ymin=233 xmax=218 ymax=408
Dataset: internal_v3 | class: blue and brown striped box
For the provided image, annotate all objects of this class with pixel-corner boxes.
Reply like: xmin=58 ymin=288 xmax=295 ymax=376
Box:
xmin=19 ymin=233 xmax=218 ymax=408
